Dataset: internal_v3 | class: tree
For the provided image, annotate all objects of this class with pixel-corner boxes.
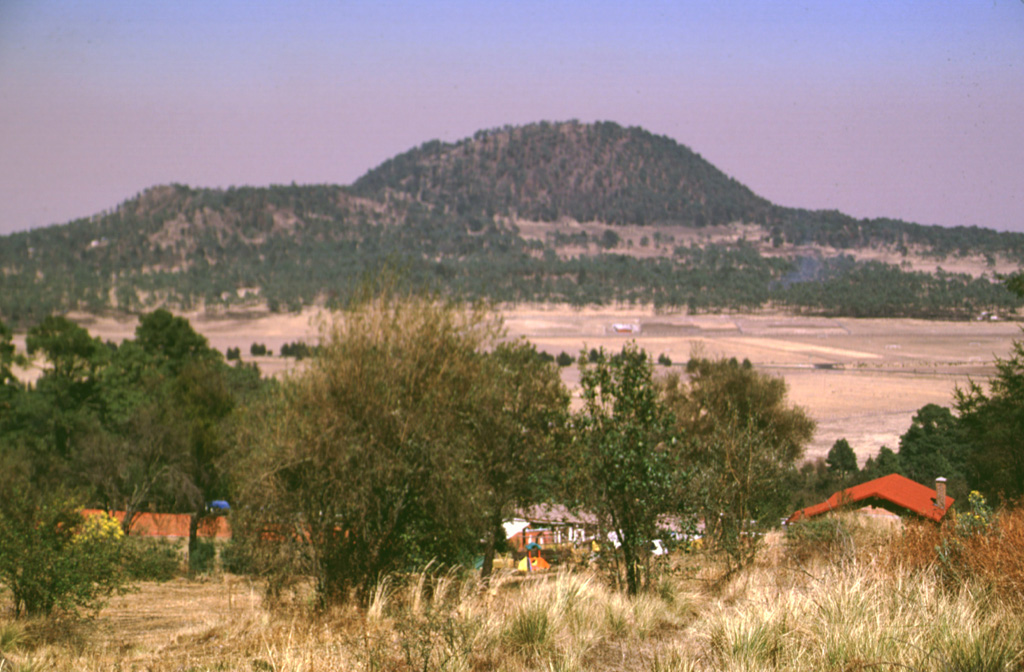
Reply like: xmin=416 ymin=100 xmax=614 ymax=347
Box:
xmin=1004 ymin=271 xmax=1024 ymax=298
xmin=896 ymin=404 xmax=968 ymax=500
xmin=572 ymin=343 xmax=681 ymax=595
xmin=471 ymin=340 xmax=570 ymax=579
xmin=826 ymin=438 xmax=858 ymax=481
xmin=861 ymin=446 xmax=901 ymax=482
xmin=77 ymin=401 xmax=191 ymax=535
xmin=231 ymin=292 xmax=502 ymax=605
xmin=25 ymin=315 xmax=106 ymax=459
xmin=0 ymin=318 xmax=24 ymax=415
xmin=955 ymin=340 xmax=1024 ymax=504
xmin=600 ymin=228 xmax=620 ymax=249
xmin=0 ymin=318 xmax=21 ymax=390
xmin=25 ymin=315 xmax=103 ymax=382
xmin=663 ymin=357 xmax=814 ymax=569
xmin=170 ymin=357 xmax=236 ymax=570
xmin=94 ymin=311 xmax=239 ymax=562
xmin=136 ymin=308 xmax=216 ymax=375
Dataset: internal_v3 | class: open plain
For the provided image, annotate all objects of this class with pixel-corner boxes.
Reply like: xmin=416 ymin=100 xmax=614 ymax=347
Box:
xmin=17 ymin=306 xmax=1021 ymax=465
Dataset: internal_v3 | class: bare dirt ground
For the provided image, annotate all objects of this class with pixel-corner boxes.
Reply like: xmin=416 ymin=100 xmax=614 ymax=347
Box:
xmin=499 ymin=306 xmax=1020 ymax=463
xmin=14 ymin=306 xmax=1021 ymax=465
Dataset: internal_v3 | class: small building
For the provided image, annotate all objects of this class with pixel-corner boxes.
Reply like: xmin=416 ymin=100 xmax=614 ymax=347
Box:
xmin=787 ymin=474 xmax=954 ymax=524
xmin=505 ymin=504 xmax=598 ymax=551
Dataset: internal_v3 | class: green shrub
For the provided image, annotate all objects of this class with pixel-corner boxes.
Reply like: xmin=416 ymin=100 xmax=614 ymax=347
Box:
xmin=219 ymin=540 xmax=254 ymax=575
xmin=124 ymin=538 xmax=182 ymax=582
xmin=0 ymin=489 xmax=129 ymax=618
xmin=189 ymin=539 xmax=217 ymax=575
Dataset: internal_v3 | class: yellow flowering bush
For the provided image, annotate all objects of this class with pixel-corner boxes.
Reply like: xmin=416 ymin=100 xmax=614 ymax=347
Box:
xmin=0 ymin=489 xmax=130 ymax=618
xmin=75 ymin=510 xmax=125 ymax=545
xmin=953 ymin=490 xmax=992 ymax=537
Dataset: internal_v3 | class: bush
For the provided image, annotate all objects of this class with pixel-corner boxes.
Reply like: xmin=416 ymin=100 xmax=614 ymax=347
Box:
xmin=219 ymin=540 xmax=254 ymax=575
xmin=189 ymin=539 xmax=217 ymax=575
xmin=124 ymin=538 xmax=182 ymax=582
xmin=0 ymin=491 xmax=129 ymax=617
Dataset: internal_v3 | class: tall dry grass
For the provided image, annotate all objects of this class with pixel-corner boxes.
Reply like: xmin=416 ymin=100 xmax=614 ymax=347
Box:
xmin=2 ymin=512 xmax=1023 ymax=671
xmin=887 ymin=503 xmax=1024 ymax=607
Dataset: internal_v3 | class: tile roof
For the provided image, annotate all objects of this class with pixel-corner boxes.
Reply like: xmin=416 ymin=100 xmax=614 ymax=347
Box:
xmin=788 ymin=474 xmax=953 ymax=523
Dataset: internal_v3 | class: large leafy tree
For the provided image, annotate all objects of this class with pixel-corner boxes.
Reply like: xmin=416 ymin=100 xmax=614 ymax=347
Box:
xmin=24 ymin=315 xmax=107 ymax=460
xmin=955 ymin=340 xmax=1024 ymax=504
xmin=135 ymin=308 xmax=218 ymax=375
xmin=896 ymin=404 xmax=969 ymax=501
xmin=471 ymin=340 xmax=570 ymax=579
xmin=231 ymin=292 xmax=504 ymax=605
xmin=76 ymin=311 xmax=243 ymax=553
xmin=572 ymin=343 xmax=681 ymax=595
xmin=663 ymin=357 xmax=814 ymax=569
xmin=826 ymin=438 xmax=859 ymax=483
xmin=132 ymin=310 xmax=237 ymax=564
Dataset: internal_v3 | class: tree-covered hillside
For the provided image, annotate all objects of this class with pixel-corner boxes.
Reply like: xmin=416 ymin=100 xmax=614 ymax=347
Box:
xmin=0 ymin=121 xmax=1022 ymax=325
xmin=353 ymin=120 xmax=773 ymax=227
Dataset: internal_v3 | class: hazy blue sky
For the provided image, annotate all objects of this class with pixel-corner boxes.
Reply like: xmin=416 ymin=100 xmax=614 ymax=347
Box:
xmin=2 ymin=1 xmax=1022 ymax=235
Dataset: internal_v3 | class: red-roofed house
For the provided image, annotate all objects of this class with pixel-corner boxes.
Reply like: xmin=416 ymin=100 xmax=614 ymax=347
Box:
xmin=787 ymin=474 xmax=953 ymax=524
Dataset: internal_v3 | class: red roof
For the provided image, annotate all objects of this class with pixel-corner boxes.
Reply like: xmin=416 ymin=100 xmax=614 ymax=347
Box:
xmin=788 ymin=474 xmax=953 ymax=523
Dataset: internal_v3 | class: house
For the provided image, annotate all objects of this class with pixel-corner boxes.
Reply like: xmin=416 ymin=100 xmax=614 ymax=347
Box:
xmin=505 ymin=504 xmax=598 ymax=551
xmin=787 ymin=474 xmax=953 ymax=524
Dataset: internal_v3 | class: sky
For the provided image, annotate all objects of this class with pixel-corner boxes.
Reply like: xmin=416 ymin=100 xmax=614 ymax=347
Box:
xmin=1 ymin=0 xmax=1022 ymax=236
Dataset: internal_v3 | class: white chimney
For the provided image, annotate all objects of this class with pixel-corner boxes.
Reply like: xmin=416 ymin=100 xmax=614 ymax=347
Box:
xmin=935 ymin=477 xmax=947 ymax=510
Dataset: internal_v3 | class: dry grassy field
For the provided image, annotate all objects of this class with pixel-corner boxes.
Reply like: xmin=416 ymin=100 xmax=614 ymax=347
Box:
xmin=15 ymin=306 xmax=1021 ymax=463
xmin=6 ymin=513 xmax=1024 ymax=671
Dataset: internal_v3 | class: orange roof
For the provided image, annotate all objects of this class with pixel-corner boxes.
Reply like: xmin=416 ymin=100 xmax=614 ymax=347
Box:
xmin=788 ymin=474 xmax=953 ymax=524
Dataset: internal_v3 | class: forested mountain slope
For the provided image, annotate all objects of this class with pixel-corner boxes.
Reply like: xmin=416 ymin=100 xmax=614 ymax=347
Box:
xmin=353 ymin=120 xmax=772 ymax=227
xmin=0 ymin=121 xmax=1021 ymax=325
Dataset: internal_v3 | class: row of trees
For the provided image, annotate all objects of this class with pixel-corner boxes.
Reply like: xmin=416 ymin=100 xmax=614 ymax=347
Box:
xmin=228 ymin=291 xmax=818 ymax=602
